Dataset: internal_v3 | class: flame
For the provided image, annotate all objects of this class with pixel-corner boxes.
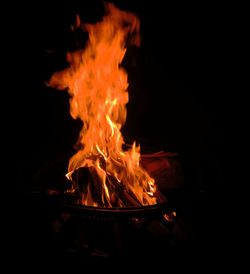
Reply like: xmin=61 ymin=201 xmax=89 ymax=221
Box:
xmin=48 ymin=3 xmax=159 ymax=207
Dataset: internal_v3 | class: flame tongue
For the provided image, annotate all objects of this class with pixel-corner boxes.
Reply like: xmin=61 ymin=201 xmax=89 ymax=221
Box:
xmin=48 ymin=3 xmax=158 ymax=207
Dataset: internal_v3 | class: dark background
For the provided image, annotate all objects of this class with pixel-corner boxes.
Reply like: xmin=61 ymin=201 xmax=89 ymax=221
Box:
xmin=13 ymin=0 xmax=229 ymax=265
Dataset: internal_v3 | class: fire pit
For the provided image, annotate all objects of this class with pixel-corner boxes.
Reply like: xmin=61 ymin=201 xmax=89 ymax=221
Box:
xmin=30 ymin=191 xmax=177 ymax=260
xmin=27 ymin=3 xmax=184 ymax=261
xmin=30 ymin=147 xmax=181 ymax=261
xmin=14 ymin=2 xmax=222 ymax=266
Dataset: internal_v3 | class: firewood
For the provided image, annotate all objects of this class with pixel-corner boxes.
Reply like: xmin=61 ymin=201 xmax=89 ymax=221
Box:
xmin=71 ymin=166 xmax=90 ymax=193
xmin=71 ymin=166 xmax=167 ymax=207
xmin=119 ymin=189 xmax=142 ymax=207
xmin=107 ymin=174 xmax=142 ymax=207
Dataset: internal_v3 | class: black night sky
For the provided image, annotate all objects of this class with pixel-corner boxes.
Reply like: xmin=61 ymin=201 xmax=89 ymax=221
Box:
xmin=13 ymin=0 xmax=229 ymax=266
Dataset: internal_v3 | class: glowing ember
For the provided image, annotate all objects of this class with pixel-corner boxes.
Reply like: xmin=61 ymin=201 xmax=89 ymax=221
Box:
xmin=48 ymin=3 xmax=164 ymax=207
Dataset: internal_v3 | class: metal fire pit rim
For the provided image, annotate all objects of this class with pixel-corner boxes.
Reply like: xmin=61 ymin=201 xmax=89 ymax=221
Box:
xmin=30 ymin=189 xmax=176 ymax=218
xmin=47 ymin=195 xmax=175 ymax=218
xmin=39 ymin=189 xmax=175 ymax=217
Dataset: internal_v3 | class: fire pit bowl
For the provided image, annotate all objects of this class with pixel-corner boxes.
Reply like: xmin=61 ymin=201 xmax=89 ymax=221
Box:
xmin=28 ymin=149 xmax=182 ymax=260
xmin=35 ymin=188 xmax=176 ymax=219
xmin=27 ymin=188 xmax=177 ymax=261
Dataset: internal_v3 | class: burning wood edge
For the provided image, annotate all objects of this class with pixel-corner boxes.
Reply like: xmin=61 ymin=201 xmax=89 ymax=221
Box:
xmin=68 ymin=166 xmax=167 ymax=208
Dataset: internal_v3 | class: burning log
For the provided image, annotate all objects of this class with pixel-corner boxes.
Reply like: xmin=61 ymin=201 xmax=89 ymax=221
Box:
xmin=71 ymin=166 xmax=167 ymax=207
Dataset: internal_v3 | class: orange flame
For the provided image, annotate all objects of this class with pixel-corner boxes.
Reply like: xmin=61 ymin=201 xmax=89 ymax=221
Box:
xmin=48 ymin=3 xmax=158 ymax=207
